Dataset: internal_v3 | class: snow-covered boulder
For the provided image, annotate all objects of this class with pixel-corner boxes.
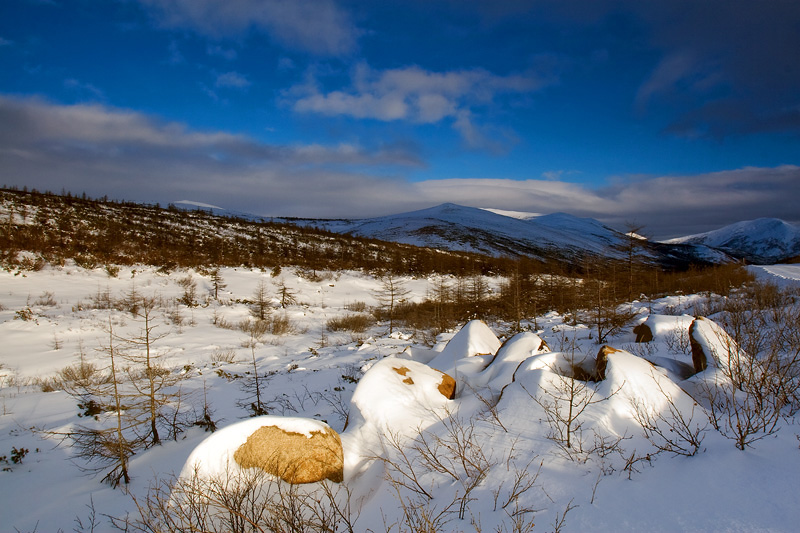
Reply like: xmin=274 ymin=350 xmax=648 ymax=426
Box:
xmin=597 ymin=348 xmax=698 ymax=423
xmin=689 ymin=316 xmax=745 ymax=372
xmin=180 ymin=416 xmax=343 ymax=484
xmin=473 ymin=331 xmax=550 ymax=389
xmin=427 ymin=320 xmax=501 ymax=385
xmin=347 ymin=357 xmax=455 ymax=434
xmin=234 ymin=423 xmax=344 ymax=484
xmin=634 ymin=314 xmax=694 ymax=342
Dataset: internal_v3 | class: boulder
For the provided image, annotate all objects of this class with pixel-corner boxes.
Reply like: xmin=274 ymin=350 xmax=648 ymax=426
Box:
xmin=234 ymin=423 xmax=344 ymax=484
xmin=179 ymin=417 xmax=343 ymax=486
xmin=347 ymin=357 xmax=455 ymax=435
xmin=427 ymin=320 xmax=501 ymax=376
xmin=596 ymin=345 xmax=623 ymax=380
xmin=633 ymin=323 xmax=653 ymax=343
xmin=689 ymin=316 xmax=745 ymax=373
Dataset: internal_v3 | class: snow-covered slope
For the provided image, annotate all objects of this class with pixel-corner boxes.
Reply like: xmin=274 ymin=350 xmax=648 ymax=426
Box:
xmin=282 ymin=203 xmax=733 ymax=266
xmin=667 ymin=218 xmax=800 ymax=264
xmin=284 ymin=203 xmax=639 ymax=262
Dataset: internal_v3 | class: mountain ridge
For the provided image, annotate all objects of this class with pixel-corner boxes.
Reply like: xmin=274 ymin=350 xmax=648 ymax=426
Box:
xmin=666 ymin=217 xmax=800 ymax=264
xmin=273 ymin=203 xmax=732 ymax=267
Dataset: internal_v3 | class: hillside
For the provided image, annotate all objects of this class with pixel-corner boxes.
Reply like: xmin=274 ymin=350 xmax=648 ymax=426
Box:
xmin=0 ymin=189 xmax=511 ymax=277
xmin=666 ymin=218 xmax=800 ymax=264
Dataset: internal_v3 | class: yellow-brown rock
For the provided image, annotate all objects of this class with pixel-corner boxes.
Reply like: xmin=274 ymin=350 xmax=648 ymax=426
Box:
xmin=233 ymin=424 xmax=344 ymax=484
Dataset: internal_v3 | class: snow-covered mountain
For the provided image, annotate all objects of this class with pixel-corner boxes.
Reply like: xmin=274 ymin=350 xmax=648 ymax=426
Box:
xmin=667 ymin=218 xmax=800 ymax=264
xmin=281 ymin=203 xmax=731 ymax=266
xmin=283 ymin=203 xmax=631 ymax=261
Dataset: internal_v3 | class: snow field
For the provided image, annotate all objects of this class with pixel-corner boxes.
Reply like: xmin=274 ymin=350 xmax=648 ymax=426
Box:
xmin=1 ymin=263 xmax=800 ymax=531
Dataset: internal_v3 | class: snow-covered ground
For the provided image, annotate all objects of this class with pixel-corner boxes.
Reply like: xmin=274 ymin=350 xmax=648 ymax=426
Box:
xmin=749 ymin=263 xmax=800 ymax=287
xmin=1 ymin=263 xmax=799 ymax=532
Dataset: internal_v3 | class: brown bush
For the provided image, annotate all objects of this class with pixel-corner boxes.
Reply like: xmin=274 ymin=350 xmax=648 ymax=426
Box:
xmin=326 ymin=313 xmax=375 ymax=333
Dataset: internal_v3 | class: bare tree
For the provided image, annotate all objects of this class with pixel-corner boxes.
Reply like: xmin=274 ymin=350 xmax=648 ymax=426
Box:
xmin=210 ymin=268 xmax=226 ymax=301
xmin=122 ymin=294 xmax=191 ymax=446
xmin=56 ymin=316 xmax=134 ymax=487
xmin=373 ymin=273 xmax=410 ymax=334
xmin=250 ymin=279 xmax=272 ymax=321
xmin=240 ymin=319 xmax=271 ymax=416
xmin=274 ymin=277 xmax=298 ymax=309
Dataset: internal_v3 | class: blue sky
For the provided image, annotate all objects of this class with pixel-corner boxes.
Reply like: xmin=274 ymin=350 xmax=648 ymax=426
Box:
xmin=1 ymin=0 xmax=799 ymax=238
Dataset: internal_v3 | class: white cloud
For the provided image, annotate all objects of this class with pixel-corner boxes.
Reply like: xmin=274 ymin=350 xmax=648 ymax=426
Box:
xmin=138 ymin=0 xmax=359 ymax=56
xmin=293 ymin=64 xmax=548 ymax=123
xmin=2 ymin=95 xmax=797 ymax=236
xmin=290 ymin=63 xmax=554 ymax=150
xmin=215 ymin=71 xmax=251 ymax=89
xmin=0 ymin=95 xmax=421 ymax=217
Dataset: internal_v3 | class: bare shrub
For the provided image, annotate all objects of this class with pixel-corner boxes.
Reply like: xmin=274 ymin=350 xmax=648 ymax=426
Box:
xmin=377 ymin=412 xmax=539 ymax=529
xmin=268 ymin=313 xmax=297 ymax=336
xmin=326 ymin=314 xmax=375 ymax=333
xmin=114 ymin=465 xmax=360 ymax=533
xmin=210 ymin=348 xmax=238 ymax=364
xmin=623 ymin=341 xmax=656 ymax=359
xmin=700 ymin=336 xmax=792 ymax=450
xmin=632 ymin=377 xmax=707 ymax=457
xmin=176 ymin=275 xmax=198 ymax=307
xmin=345 ymin=301 xmax=368 ymax=313
xmin=664 ymin=327 xmax=691 ymax=355
xmin=90 ymin=286 xmax=114 ymax=310
xmin=36 ymin=375 xmax=61 ymax=393
xmin=34 ymin=291 xmax=57 ymax=307
xmin=699 ymin=288 xmax=800 ymax=449
xmin=524 ymin=350 xmax=616 ymax=459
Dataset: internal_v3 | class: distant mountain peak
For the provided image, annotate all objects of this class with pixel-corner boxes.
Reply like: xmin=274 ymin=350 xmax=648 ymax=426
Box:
xmin=668 ymin=217 xmax=800 ymax=264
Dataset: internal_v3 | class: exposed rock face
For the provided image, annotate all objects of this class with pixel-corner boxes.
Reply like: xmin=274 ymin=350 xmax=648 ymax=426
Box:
xmin=633 ymin=323 xmax=654 ymax=343
xmin=438 ymin=372 xmax=457 ymax=399
xmin=596 ymin=345 xmax=622 ymax=380
xmin=689 ymin=319 xmax=709 ymax=372
xmin=233 ymin=424 xmax=344 ymax=484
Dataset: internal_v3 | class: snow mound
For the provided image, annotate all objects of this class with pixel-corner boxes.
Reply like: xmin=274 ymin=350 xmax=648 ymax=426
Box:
xmin=472 ymin=331 xmax=550 ymax=389
xmin=347 ymin=357 xmax=454 ymax=435
xmin=427 ymin=319 xmax=501 ymax=377
xmin=598 ymin=348 xmax=696 ymax=421
xmin=638 ymin=314 xmax=694 ymax=339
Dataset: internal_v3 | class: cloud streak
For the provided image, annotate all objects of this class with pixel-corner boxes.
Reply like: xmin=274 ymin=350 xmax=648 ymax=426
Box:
xmin=137 ymin=0 xmax=360 ymax=56
xmin=1 ymin=95 xmax=797 ymax=238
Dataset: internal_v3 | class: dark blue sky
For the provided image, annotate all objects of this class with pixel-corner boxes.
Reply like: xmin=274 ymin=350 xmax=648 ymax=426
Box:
xmin=1 ymin=0 xmax=799 ymax=238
